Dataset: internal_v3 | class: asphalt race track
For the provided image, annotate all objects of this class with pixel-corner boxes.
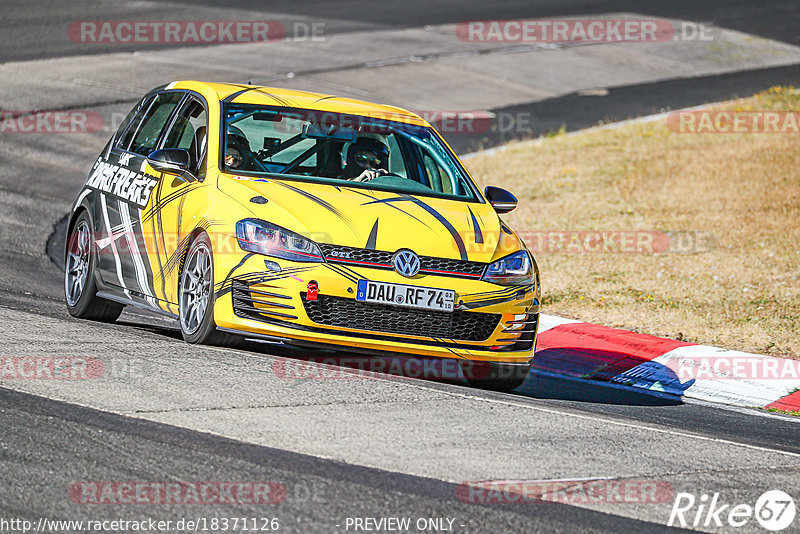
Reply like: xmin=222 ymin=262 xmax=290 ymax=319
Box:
xmin=1 ymin=1 xmax=800 ymax=532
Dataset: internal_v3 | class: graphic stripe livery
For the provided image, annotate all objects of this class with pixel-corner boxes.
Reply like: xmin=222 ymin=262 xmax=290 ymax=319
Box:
xmin=66 ymin=81 xmax=538 ymax=370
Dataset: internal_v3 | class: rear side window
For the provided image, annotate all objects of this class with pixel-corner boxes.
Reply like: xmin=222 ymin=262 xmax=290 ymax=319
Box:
xmin=120 ymin=92 xmax=184 ymax=156
xmin=112 ymin=96 xmax=151 ymax=148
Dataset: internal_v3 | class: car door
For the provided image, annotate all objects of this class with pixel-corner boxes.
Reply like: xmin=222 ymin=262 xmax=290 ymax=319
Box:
xmin=93 ymin=91 xmax=184 ymax=308
xmin=146 ymin=95 xmax=208 ymax=308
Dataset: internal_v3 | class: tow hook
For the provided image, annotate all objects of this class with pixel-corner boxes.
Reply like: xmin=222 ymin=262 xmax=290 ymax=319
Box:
xmin=306 ymin=281 xmax=318 ymax=301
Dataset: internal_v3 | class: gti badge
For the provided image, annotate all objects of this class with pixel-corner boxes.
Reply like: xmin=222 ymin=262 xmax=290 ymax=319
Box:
xmin=393 ymin=250 xmax=420 ymax=277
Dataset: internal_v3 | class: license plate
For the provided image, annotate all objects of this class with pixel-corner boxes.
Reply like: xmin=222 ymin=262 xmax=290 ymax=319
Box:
xmin=356 ymin=280 xmax=455 ymax=312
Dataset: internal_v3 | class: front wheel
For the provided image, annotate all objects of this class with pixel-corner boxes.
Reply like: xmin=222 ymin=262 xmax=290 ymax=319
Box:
xmin=461 ymin=361 xmax=531 ymax=392
xmin=178 ymin=233 xmax=233 ymax=345
xmin=64 ymin=211 xmax=123 ymax=322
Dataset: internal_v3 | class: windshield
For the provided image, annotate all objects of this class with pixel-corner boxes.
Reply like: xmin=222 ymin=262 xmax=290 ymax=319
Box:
xmin=221 ymin=104 xmax=479 ymax=201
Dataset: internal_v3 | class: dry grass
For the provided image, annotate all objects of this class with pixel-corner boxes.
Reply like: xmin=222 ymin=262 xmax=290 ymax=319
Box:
xmin=466 ymin=86 xmax=800 ymax=357
xmin=765 ymin=407 xmax=800 ymax=418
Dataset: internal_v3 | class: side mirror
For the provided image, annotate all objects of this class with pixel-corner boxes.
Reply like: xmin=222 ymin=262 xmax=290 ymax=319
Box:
xmin=484 ymin=186 xmax=517 ymax=214
xmin=147 ymin=148 xmax=195 ymax=182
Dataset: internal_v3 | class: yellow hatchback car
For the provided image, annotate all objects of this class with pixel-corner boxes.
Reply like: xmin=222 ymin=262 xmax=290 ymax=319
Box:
xmin=65 ymin=81 xmax=540 ymax=390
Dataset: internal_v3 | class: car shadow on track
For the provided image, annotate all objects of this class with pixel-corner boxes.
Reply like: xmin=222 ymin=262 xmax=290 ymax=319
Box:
xmin=519 ymin=370 xmax=682 ymax=406
xmin=115 ymin=317 xmax=683 ymax=407
xmin=518 ymin=347 xmax=689 ymax=406
xmin=243 ymin=341 xmax=685 ymax=407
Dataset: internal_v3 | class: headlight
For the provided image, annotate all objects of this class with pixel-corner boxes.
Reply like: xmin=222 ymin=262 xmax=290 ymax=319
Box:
xmin=482 ymin=250 xmax=533 ymax=285
xmin=236 ymin=219 xmax=324 ymax=263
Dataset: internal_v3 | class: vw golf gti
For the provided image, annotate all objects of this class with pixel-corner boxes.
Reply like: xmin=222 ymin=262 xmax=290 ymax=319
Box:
xmin=64 ymin=81 xmax=540 ymax=389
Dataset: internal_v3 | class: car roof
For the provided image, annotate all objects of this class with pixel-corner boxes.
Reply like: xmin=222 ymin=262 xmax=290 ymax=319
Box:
xmin=163 ymin=81 xmax=429 ymax=127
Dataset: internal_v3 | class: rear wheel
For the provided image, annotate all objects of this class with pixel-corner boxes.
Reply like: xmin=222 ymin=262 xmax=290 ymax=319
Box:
xmin=178 ymin=233 xmax=234 ymax=345
xmin=461 ymin=361 xmax=531 ymax=392
xmin=64 ymin=211 xmax=123 ymax=321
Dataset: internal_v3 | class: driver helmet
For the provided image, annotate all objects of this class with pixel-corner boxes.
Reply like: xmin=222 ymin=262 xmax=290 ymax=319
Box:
xmin=344 ymin=137 xmax=389 ymax=177
xmin=225 ymin=126 xmax=250 ymax=169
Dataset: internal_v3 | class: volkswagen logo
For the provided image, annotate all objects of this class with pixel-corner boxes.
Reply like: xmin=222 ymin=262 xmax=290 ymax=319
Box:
xmin=393 ymin=250 xmax=421 ymax=277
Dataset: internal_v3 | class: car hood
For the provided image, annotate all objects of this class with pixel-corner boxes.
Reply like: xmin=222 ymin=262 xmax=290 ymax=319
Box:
xmin=217 ymin=175 xmax=520 ymax=263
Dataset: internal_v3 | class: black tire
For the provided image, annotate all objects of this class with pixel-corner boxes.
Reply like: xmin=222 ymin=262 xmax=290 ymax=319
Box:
xmin=461 ymin=361 xmax=531 ymax=392
xmin=64 ymin=211 xmax=124 ymax=322
xmin=178 ymin=232 xmax=235 ymax=346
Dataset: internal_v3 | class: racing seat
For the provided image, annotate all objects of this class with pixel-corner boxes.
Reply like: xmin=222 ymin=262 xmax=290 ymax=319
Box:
xmin=318 ymin=140 xmax=345 ymax=178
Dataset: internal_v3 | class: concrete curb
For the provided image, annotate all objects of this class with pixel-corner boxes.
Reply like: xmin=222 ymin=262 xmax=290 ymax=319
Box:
xmin=530 ymin=314 xmax=800 ymax=411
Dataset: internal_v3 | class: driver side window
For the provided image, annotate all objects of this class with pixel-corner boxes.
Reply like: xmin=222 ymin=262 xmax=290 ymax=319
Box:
xmin=161 ymin=97 xmax=208 ymax=177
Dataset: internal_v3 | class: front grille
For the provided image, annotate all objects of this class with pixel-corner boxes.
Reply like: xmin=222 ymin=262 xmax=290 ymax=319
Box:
xmin=318 ymin=244 xmax=485 ymax=279
xmin=302 ymin=294 xmax=501 ymax=341
xmin=421 ymin=257 xmax=484 ymax=277
xmin=319 ymin=244 xmax=393 ymax=265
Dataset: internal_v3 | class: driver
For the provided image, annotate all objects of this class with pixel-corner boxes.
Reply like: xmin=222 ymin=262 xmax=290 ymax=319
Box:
xmin=224 ymin=127 xmax=251 ymax=170
xmin=344 ymin=137 xmax=390 ymax=182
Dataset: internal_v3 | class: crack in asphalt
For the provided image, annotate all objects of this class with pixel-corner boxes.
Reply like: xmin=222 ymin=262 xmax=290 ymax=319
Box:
xmin=597 ymin=464 xmax=800 ymax=481
xmin=248 ymin=39 xmax=598 ymax=84
xmin=124 ymin=397 xmax=419 ymax=414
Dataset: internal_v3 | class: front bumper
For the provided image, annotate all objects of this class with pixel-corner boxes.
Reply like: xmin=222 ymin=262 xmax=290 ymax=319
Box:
xmin=212 ymin=253 xmax=539 ymax=364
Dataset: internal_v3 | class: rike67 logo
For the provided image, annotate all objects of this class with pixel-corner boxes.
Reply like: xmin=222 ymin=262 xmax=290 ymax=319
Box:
xmin=668 ymin=490 xmax=796 ymax=531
